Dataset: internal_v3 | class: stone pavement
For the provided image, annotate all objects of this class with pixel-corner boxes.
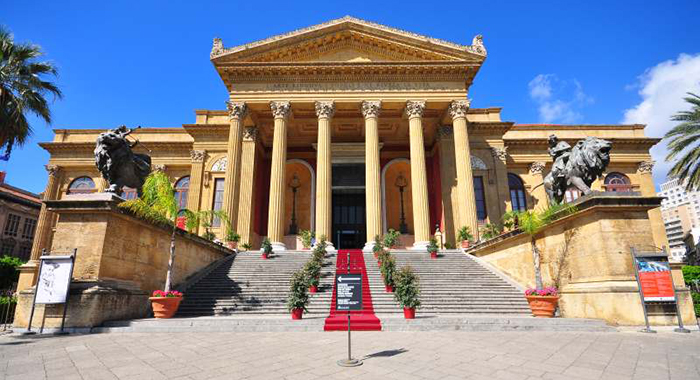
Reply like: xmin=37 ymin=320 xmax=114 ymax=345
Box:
xmin=1 ymin=330 xmax=699 ymax=380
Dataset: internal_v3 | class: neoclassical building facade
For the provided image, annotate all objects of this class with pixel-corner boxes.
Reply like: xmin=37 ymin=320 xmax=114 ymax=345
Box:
xmin=32 ymin=17 xmax=666 ymax=254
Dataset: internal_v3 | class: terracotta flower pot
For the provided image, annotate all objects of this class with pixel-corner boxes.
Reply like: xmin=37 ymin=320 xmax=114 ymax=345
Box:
xmin=227 ymin=241 xmax=237 ymax=250
xmin=403 ymin=307 xmax=416 ymax=319
xmin=149 ymin=296 xmax=183 ymax=319
xmin=374 ymin=252 xmax=379 ymax=259
xmin=461 ymin=241 xmax=471 ymax=249
xmin=430 ymin=251 xmax=438 ymax=259
xmin=262 ymin=252 xmax=269 ymax=259
xmin=525 ymin=295 xmax=559 ymax=318
xmin=291 ymin=308 xmax=303 ymax=320
xmin=309 ymin=285 xmax=318 ymax=293
xmin=385 ymin=285 xmax=394 ymax=293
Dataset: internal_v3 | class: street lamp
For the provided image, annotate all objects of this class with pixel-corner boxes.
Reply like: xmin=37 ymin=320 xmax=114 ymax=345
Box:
xmin=395 ymin=172 xmax=408 ymax=234
xmin=289 ymin=173 xmax=301 ymax=234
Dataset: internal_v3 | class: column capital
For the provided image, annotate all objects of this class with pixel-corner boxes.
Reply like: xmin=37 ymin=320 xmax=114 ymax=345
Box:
xmin=404 ymin=100 xmax=426 ymax=119
xmin=529 ymin=161 xmax=546 ymax=175
xmin=638 ymin=160 xmax=655 ymax=174
xmin=490 ymin=147 xmax=508 ymax=162
xmin=243 ymin=127 xmax=258 ymax=142
xmin=226 ymin=101 xmax=248 ymax=119
xmin=45 ymin=164 xmax=61 ymax=177
xmin=190 ymin=150 xmax=206 ymax=163
xmin=314 ymin=101 xmax=335 ymax=119
xmin=153 ymin=164 xmax=166 ymax=172
xmin=361 ymin=100 xmax=382 ymax=118
xmin=270 ymin=101 xmax=292 ymax=119
xmin=448 ymin=99 xmax=471 ymax=119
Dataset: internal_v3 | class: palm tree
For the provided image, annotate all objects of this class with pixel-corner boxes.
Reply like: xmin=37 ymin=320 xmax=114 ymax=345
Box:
xmin=664 ymin=93 xmax=700 ymax=191
xmin=119 ymin=171 xmax=226 ymax=292
xmin=0 ymin=27 xmax=62 ymax=157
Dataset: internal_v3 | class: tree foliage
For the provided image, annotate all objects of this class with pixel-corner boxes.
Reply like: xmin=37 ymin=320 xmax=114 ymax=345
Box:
xmin=664 ymin=93 xmax=700 ymax=191
xmin=0 ymin=255 xmax=24 ymax=290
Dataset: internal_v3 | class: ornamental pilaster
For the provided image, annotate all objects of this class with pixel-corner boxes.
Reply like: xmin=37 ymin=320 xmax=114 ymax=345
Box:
xmin=223 ymin=101 xmax=247 ymax=232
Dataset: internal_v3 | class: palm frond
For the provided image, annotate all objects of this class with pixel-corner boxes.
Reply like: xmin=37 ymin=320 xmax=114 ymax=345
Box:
xmin=662 ymin=92 xmax=700 ymax=191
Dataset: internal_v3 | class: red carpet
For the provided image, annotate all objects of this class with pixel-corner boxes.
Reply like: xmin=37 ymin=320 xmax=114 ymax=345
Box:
xmin=324 ymin=249 xmax=382 ymax=331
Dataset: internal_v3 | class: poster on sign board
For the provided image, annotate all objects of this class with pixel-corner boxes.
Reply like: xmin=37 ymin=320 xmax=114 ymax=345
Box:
xmin=35 ymin=256 xmax=74 ymax=304
xmin=634 ymin=256 xmax=675 ymax=302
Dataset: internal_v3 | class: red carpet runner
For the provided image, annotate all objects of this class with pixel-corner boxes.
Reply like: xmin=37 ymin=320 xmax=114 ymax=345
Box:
xmin=324 ymin=249 xmax=382 ymax=331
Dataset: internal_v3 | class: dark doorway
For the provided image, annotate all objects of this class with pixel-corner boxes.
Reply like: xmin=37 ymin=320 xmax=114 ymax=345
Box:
xmin=331 ymin=163 xmax=365 ymax=249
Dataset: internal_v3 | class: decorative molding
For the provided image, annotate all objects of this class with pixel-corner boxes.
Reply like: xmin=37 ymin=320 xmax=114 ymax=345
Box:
xmin=270 ymin=101 xmax=292 ymax=119
xmin=152 ymin=164 xmax=166 ymax=172
xmin=529 ymin=161 xmax=546 ymax=175
xmin=210 ymin=38 xmax=224 ymax=58
xmin=471 ymin=156 xmax=488 ymax=170
xmin=45 ymin=164 xmax=61 ymax=177
xmin=226 ymin=101 xmax=248 ymax=119
xmin=190 ymin=150 xmax=206 ymax=163
xmin=361 ymin=100 xmax=382 ymax=118
xmin=314 ymin=101 xmax=335 ymax=118
xmin=449 ymin=99 xmax=471 ymax=119
xmin=490 ymin=147 xmax=508 ymax=161
xmin=638 ymin=160 xmax=655 ymax=174
xmin=243 ymin=127 xmax=258 ymax=141
xmin=404 ymin=100 xmax=426 ymax=118
xmin=211 ymin=157 xmax=227 ymax=172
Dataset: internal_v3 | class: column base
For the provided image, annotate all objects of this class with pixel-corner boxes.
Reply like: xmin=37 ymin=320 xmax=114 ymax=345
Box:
xmin=271 ymin=242 xmax=287 ymax=252
xmin=409 ymin=241 xmax=429 ymax=251
xmin=362 ymin=241 xmax=377 ymax=253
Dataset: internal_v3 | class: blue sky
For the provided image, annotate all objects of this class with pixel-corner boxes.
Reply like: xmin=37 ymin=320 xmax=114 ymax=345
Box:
xmin=3 ymin=1 xmax=699 ymax=193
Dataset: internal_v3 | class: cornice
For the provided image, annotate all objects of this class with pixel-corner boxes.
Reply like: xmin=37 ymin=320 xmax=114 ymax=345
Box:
xmin=40 ymin=141 xmax=194 ymax=154
xmin=504 ymin=137 xmax=661 ymax=149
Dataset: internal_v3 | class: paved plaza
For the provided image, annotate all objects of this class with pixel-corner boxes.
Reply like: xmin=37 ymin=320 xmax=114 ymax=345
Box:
xmin=1 ymin=330 xmax=699 ymax=380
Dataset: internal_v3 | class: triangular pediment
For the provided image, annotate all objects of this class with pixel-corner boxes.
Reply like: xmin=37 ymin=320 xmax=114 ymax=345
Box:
xmin=211 ymin=16 xmax=486 ymax=64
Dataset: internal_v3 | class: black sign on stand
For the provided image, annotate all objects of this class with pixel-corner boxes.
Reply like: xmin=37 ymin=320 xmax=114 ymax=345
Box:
xmin=336 ymin=272 xmax=363 ymax=367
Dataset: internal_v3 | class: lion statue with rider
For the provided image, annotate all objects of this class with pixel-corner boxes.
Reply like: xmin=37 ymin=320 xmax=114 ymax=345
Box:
xmin=94 ymin=126 xmax=152 ymax=196
xmin=543 ymin=135 xmax=612 ymax=204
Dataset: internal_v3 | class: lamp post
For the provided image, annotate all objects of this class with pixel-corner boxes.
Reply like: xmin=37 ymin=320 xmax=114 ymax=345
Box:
xmin=395 ymin=172 xmax=408 ymax=234
xmin=289 ymin=173 xmax=301 ymax=235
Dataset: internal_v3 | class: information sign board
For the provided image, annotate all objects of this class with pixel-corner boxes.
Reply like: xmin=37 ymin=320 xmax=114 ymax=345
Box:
xmin=36 ymin=256 xmax=74 ymax=304
xmin=336 ymin=273 xmax=362 ymax=311
xmin=634 ymin=256 xmax=675 ymax=302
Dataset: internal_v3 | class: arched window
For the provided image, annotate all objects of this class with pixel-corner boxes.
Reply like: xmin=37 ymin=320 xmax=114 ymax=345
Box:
xmin=604 ymin=172 xmax=632 ymax=192
xmin=175 ymin=176 xmax=190 ymax=210
xmin=67 ymin=177 xmax=96 ymax=194
xmin=508 ymin=174 xmax=527 ymax=212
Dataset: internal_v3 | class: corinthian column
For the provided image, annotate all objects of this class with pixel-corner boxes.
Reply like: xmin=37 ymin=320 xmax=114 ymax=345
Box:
xmin=188 ymin=150 xmax=206 ymax=233
xmin=450 ymin=99 xmax=479 ymax=237
xmin=267 ymin=101 xmax=291 ymax=251
xmin=362 ymin=101 xmax=382 ymax=252
xmin=18 ymin=165 xmax=62 ymax=291
xmin=314 ymin=101 xmax=335 ymax=251
xmin=237 ymin=128 xmax=258 ymax=247
xmin=223 ymin=101 xmax=247 ymax=233
xmin=405 ymin=100 xmax=431 ymax=250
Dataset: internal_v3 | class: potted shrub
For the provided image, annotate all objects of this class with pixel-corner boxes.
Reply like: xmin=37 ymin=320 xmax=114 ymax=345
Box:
xmin=380 ymin=255 xmax=396 ymax=292
xmin=299 ymin=230 xmax=315 ymax=250
xmin=383 ymin=229 xmax=400 ymax=250
xmin=394 ymin=266 xmax=421 ymax=319
xmin=377 ymin=249 xmax=390 ymax=267
xmin=261 ymin=237 xmax=273 ymax=259
xmin=240 ymin=243 xmax=252 ymax=251
xmin=304 ymin=259 xmax=321 ymax=293
xmin=225 ymin=229 xmax=240 ymax=251
xmin=427 ymin=237 xmax=439 ymax=259
xmin=524 ymin=286 xmax=559 ymax=317
xmin=287 ymin=270 xmax=309 ymax=319
xmin=457 ymin=226 xmax=474 ymax=248
xmin=313 ymin=237 xmax=327 ymax=260
xmin=372 ymin=235 xmax=383 ymax=259
xmin=149 ymin=290 xmax=183 ymax=319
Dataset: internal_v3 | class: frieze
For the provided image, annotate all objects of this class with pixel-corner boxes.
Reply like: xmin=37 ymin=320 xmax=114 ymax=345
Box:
xmin=232 ymin=81 xmax=464 ymax=93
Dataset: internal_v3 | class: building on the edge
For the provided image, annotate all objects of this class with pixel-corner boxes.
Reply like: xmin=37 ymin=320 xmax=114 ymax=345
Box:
xmin=30 ymin=16 xmax=667 ymax=255
xmin=0 ymin=171 xmax=41 ymax=261
xmin=659 ymin=177 xmax=700 ymax=261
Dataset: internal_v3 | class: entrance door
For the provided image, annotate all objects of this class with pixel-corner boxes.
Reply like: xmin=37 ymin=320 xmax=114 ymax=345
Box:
xmin=331 ymin=163 xmax=365 ymax=249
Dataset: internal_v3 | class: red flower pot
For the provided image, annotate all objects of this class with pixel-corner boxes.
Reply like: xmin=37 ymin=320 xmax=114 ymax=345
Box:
xmin=227 ymin=241 xmax=237 ymax=250
xmin=403 ymin=307 xmax=416 ymax=319
xmin=461 ymin=241 xmax=471 ymax=249
xmin=430 ymin=251 xmax=438 ymax=259
xmin=374 ymin=252 xmax=379 ymax=259
xmin=385 ymin=285 xmax=394 ymax=293
xmin=262 ymin=252 xmax=269 ymax=259
xmin=525 ymin=295 xmax=559 ymax=318
xmin=291 ymin=308 xmax=303 ymax=320
xmin=378 ymin=261 xmax=382 ymax=267
xmin=309 ymin=285 xmax=318 ymax=293
xmin=149 ymin=296 xmax=183 ymax=319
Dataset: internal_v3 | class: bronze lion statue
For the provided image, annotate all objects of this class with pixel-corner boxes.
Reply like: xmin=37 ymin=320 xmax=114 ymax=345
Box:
xmin=94 ymin=126 xmax=151 ymax=196
xmin=543 ymin=136 xmax=612 ymax=204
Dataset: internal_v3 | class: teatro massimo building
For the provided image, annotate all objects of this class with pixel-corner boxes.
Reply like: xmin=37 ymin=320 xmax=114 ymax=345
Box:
xmin=32 ymin=17 xmax=666 ymax=256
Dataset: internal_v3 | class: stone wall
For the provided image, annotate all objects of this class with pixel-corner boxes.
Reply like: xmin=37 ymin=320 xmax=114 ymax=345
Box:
xmin=468 ymin=195 xmax=697 ymax=326
xmin=14 ymin=194 xmax=232 ymax=329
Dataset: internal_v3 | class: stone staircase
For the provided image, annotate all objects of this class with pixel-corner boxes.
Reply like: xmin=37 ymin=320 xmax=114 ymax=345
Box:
xmin=364 ymin=250 xmax=531 ymax=316
xmin=176 ymin=251 xmax=335 ymax=317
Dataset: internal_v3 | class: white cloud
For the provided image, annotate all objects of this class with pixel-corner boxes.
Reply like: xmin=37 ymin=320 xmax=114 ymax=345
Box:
xmin=528 ymin=74 xmax=593 ymax=123
xmin=621 ymin=53 xmax=700 ymax=188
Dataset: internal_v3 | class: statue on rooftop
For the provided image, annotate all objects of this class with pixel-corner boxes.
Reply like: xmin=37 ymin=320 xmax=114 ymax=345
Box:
xmin=94 ymin=126 xmax=152 ymax=197
xmin=543 ymin=135 xmax=612 ymax=203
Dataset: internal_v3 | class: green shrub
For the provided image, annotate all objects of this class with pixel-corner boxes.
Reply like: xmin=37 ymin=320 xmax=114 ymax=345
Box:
xmin=299 ymin=230 xmax=315 ymax=249
xmin=427 ymin=238 xmax=438 ymax=254
xmin=0 ymin=295 xmax=17 ymax=305
xmin=372 ymin=235 xmax=383 ymax=253
xmin=457 ymin=226 xmax=474 ymax=242
xmin=383 ymin=229 xmax=400 ymax=249
xmin=380 ymin=255 xmax=396 ymax=287
xmin=692 ymin=292 xmax=700 ymax=316
xmin=287 ymin=270 xmax=309 ymax=312
xmin=261 ymin=238 xmax=273 ymax=255
xmin=0 ymin=256 xmax=24 ymax=290
xmin=394 ymin=266 xmax=421 ymax=309
xmin=304 ymin=259 xmax=321 ymax=288
xmin=682 ymin=266 xmax=700 ymax=285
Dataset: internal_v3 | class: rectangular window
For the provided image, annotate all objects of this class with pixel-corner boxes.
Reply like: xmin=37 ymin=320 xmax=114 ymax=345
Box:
xmin=21 ymin=218 xmax=37 ymax=240
xmin=473 ymin=176 xmax=487 ymax=221
xmin=4 ymin=214 xmax=21 ymax=237
xmin=212 ymin=178 xmax=225 ymax=227
xmin=0 ymin=240 xmax=14 ymax=255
